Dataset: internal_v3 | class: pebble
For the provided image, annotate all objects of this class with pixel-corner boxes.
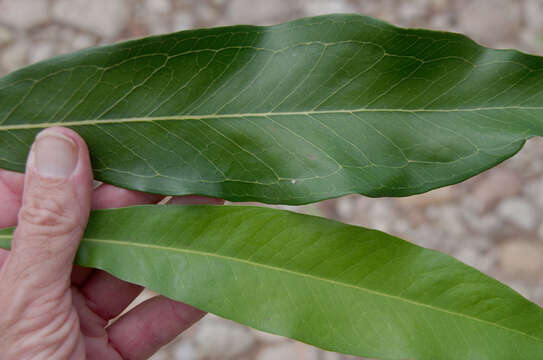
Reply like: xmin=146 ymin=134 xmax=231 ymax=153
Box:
xmin=53 ymin=0 xmax=129 ymax=38
xmin=322 ymin=350 xmax=342 ymax=360
xmin=525 ymin=178 xmax=543 ymax=210
xmin=28 ymin=42 xmax=55 ymax=65
xmin=397 ymin=0 xmax=429 ymax=23
xmin=335 ymin=196 xmax=356 ymax=220
xmin=524 ymin=0 xmax=543 ymax=32
xmin=173 ymin=13 xmax=195 ymax=31
xmin=425 ymin=205 xmax=467 ymax=237
xmin=301 ymin=0 xmax=358 ymax=16
xmin=496 ymin=198 xmax=537 ymax=231
xmin=2 ymin=2 xmax=543 ymax=360
xmin=145 ymin=0 xmax=172 ymax=14
xmin=256 ymin=342 xmax=318 ymax=360
xmin=498 ymin=240 xmax=543 ymax=275
xmin=1 ymin=42 xmax=28 ymax=72
xmin=0 ymin=0 xmax=49 ymax=29
xmin=472 ymin=170 xmax=521 ymax=210
xmin=0 ymin=25 xmax=13 ymax=47
xmin=149 ymin=350 xmax=170 ymax=360
xmin=396 ymin=187 xmax=455 ymax=208
xmin=368 ymin=200 xmax=397 ymax=233
xmin=458 ymin=0 xmax=522 ymax=42
xmin=252 ymin=329 xmax=285 ymax=344
xmin=226 ymin=0 xmax=294 ymax=25
xmin=194 ymin=319 xmax=255 ymax=358
xmin=172 ymin=341 xmax=198 ymax=360
xmin=464 ymin=212 xmax=502 ymax=237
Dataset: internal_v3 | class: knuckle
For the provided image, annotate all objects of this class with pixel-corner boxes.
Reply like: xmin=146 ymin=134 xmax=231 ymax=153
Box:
xmin=18 ymin=192 xmax=80 ymax=238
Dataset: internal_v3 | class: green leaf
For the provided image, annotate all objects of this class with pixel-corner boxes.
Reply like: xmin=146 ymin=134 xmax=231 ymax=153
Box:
xmin=0 ymin=205 xmax=542 ymax=360
xmin=1 ymin=14 xmax=542 ymax=204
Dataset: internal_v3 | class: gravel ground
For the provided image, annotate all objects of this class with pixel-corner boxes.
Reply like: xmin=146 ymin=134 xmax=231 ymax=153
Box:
xmin=1 ymin=1 xmax=543 ymax=359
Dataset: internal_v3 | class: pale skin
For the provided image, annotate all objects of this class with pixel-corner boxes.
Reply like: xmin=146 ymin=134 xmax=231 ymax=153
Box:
xmin=0 ymin=127 xmax=223 ymax=359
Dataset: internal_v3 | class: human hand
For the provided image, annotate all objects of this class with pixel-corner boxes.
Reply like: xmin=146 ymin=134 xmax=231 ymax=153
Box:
xmin=0 ymin=127 xmax=223 ymax=359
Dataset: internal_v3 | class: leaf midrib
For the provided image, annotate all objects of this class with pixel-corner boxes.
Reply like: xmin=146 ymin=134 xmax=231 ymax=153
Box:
xmin=1 ymin=232 xmax=531 ymax=344
xmin=1 ymin=106 xmax=542 ymax=131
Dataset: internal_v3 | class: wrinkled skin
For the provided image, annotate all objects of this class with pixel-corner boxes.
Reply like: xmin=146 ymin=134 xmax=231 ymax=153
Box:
xmin=0 ymin=127 xmax=223 ymax=360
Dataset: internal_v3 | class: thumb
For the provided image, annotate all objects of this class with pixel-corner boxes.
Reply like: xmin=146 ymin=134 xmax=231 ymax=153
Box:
xmin=3 ymin=127 xmax=92 ymax=291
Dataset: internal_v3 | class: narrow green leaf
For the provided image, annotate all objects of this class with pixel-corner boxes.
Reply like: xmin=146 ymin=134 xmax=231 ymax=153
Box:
xmin=0 ymin=205 xmax=542 ymax=360
xmin=1 ymin=14 xmax=542 ymax=203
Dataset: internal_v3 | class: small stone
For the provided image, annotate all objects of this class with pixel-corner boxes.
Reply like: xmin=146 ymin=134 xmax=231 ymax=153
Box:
xmin=455 ymin=245 xmax=495 ymax=273
xmin=407 ymin=226 xmax=442 ymax=250
xmin=72 ymin=34 xmax=96 ymax=51
xmin=172 ymin=341 xmax=197 ymax=360
xmin=463 ymin=235 xmax=493 ymax=253
xmin=252 ymin=329 xmax=284 ymax=344
xmin=509 ymin=282 xmax=533 ymax=299
xmin=149 ymin=350 xmax=170 ymax=360
xmin=53 ymin=0 xmax=129 ymax=38
xmin=195 ymin=3 xmax=220 ymax=24
xmin=428 ymin=13 xmax=457 ymax=31
xmin=504 ymin=138 xmax=543 ymax=176
xmin=472 ymin=170 xmax=521 ymax=210
xmin=302 ymin=0 xmax=358 ymax=17
xmin=194 ymin=319 xmax=255 ymax=358
xmin=145 ymin=0 xmax=171 ymax=14
xmin=28 ymin=42 xmax=55 ymax=65
xmin=458 ymin=0 xmax=522 ymax=42
xmin=525 ymin=178 xmax=543 ymax=210
xmin=532 ymin=286 xmax=543 ymax=305
xmin=398 ymin=0 xmax=429 ymax=23
xmin=0 ymin=25 xmax=13 ymax=47
xmin=226 ymin=0 xmax=294 ymax=25
xmin=454 ymin=247 xmax=481 ymax=269
xmin=464 ymin=213 xmax=502 ymax=236
xmin=335 ymin=197 xmax=355 ymax=220
xmin=524 ymin=0 xmax=543 ymax=32
xmin=173 ymin=13 xmax=195 ymax=31
xmin=425 ymin=204 xmax=467 ymax=237
xmin=257 ymin=342 xmax=318 ymax=360
xmin=397 ymin=187 xmax=455 ymax=208
xmin=0 ymin=0 xmax=49 ymax=29
xmin=498 ymin=240 xmax=543 ymax=275
xmin=322 ymin=350 xmax=342 ymax=360
xmin=497 ymin=198 xmax=537 ymax=230
xmin=1 ymin=43 xmax=28 ymax=72
xmin=368 ymin=200 xmax=397 ymax=233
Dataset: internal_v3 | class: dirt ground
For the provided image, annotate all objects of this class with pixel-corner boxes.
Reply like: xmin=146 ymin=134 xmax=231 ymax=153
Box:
xmin=1 ymin=1 xmax=543 ymax=359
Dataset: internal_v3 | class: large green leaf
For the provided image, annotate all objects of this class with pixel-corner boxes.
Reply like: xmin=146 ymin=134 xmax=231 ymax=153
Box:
xmin=0 ymin=205 xmax=542 ymax=360
xmin=1 ymin=14 xmax=542 ymax=204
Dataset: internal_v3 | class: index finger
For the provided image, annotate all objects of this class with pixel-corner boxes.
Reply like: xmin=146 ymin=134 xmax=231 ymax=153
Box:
xmin=0 ymin=169 xmax=24 ymax=229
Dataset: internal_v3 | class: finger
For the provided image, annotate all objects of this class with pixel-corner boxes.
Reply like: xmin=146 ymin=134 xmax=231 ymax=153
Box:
xmin=73 ymin=185 xmax=164 ymax=286
xmin=0 ymin=169 xmax=24 ymax=228
xmin=1 ymin=127 xmax=93 ymax=296
xmin=0 ymin=170 xmax=24 ymax=269
xmin=0 ymin=249 xmax=8 ymax=268
xmin=107 ymin=296 xmax=205 ymax=360
xmin=168 ymin=195 xmax=224 ymax=205
xmin=80 ymin=270 xmax=143 ymax=321
xmin=78 ymin=194 xmax=220 ymax=317
xmin=92 ymin=184 xmax=162 ymax=210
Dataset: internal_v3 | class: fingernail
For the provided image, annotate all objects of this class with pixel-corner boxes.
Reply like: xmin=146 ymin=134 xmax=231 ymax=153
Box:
xmin=34 ymin=131 xmax=78 ymax=178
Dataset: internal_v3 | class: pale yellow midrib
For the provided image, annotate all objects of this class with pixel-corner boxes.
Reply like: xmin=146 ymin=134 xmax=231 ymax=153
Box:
xmin=0 ymin=232 xmax=539 ymax=344
xmin=0 ymin=106 xmax=542 ymax=131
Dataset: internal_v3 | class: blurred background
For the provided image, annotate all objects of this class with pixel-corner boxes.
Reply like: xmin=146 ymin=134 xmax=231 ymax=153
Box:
xmin=1 ymin=0 xmax=543 ymax=359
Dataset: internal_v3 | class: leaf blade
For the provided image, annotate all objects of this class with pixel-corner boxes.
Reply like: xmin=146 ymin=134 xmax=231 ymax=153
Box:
xmin=1 ymin=14 xmax=543 ymax=203
xmin=0 ymin=205 xmax=542 ymax=359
